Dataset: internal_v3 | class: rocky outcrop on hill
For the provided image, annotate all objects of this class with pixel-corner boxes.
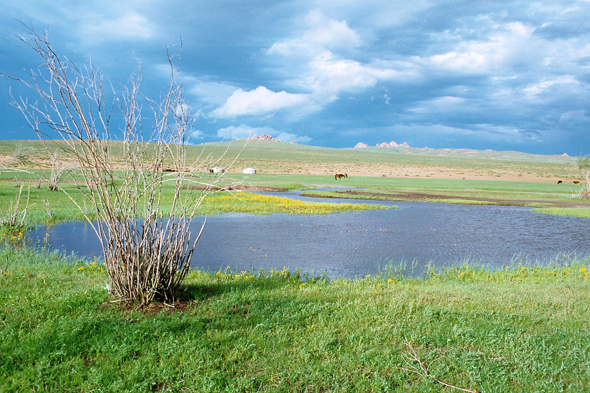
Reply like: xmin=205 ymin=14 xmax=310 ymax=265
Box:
xmin=376 ymin=141 xmax=409 ymax=148
xmin=354 ymin=141 xmax=410 ymax=148
xmin=249 ymin=134 xmax=283 ymax=142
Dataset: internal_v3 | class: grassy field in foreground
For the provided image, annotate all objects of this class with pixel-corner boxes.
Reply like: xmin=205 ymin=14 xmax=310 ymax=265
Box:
xmin=1 ymin=245 xmax=590 ymax=392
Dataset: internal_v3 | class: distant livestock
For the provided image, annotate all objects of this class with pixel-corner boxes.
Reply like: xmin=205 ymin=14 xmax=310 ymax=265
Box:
xmin=557 ymin=180 xmax=563 ymax=184
xmin=573 ymin=180 xmax=580 ymax=184
xmin=243 ymin=168 xmax=257 ymax=175
xmin=335 ymin=173 xmax=348 ymax=180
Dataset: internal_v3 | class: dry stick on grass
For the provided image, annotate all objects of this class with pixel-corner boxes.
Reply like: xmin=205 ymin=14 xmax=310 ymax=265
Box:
xmin=1 ymin=183 xmax=33 ymax=228
xmin=4 ymin=27 xmax=239 ymax=307
xmin=396 ymin=340 xmax=479 ymax=393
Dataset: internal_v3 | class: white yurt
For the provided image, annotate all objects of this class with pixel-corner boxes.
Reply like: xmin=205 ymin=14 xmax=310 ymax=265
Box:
xmin=243 ymin=168 xmax=257 ymax=175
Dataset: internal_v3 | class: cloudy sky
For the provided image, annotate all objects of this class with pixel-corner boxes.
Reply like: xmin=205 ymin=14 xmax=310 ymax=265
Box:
xmin=1 ymin=0 xmax=589 ymax=155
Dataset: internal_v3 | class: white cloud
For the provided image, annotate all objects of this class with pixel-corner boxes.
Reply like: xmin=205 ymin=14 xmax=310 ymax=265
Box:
xmin=184 ymin=77 xmax=240 ymax=106
xmin=268 ymin=10 xmax=362 ymax=56
xmin=189 ymin=130 xmax=204 ymax=140
xmin=523 ymin=76 xmax=580 ymax=96
xmin=217 ymin=125 xmax=268 ymax=140
xmin=301 ymin=51 xmax=412 ymax=96
xmin=217 ymin=124 xmax=312 ymax=143
xmin=424 ymin=22 xmax=536 ymax=74
xmin=211 ymin=86 xmax=309 ymax=118
xmin=268 ymin=11 xmax=415 ymax=104
xmin=276 ymin=132 xmax=312 ymax=143
xmin=81 ymin=11 xmax=156 ymax=43
xmin=559 ymin=110 xmax=590 ymax=124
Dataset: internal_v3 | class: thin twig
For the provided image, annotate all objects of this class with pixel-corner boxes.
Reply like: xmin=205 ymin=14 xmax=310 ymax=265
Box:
xmin=395 ymin=341 xmax=479 ymax=393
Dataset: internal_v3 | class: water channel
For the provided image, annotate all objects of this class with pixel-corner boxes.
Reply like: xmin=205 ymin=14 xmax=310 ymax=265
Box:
xmin=28 ymin=192 xmax=590 ymax=279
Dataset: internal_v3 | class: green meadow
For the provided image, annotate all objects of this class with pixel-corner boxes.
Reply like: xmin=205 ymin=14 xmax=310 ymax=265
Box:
xmin=2 ymin=139 xmax=588 ymax=219
xmin=1 ymin=245 xmax=589 ymax=392
xmin=2 ymin=140 xmax=590 ymax=391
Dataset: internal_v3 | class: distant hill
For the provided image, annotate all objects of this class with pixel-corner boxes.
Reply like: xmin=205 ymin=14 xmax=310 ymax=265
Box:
xmin=0 ymin=139 xmax=578 ymax=182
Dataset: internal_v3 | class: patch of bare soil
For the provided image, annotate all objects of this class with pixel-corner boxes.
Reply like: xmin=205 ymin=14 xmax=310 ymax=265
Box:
xmin=100 ymin=299 xmax=196 ymax=317
xmin=313 ymin=190 xmax=590 ymax=208
xmin=226 ymin=184 xmax=283 ymax=192
xmin=183 ymin=184 xmax=283 ymax=192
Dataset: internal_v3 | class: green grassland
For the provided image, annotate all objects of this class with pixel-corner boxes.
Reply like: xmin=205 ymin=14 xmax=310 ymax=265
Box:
xmin=2 ymin=140 xmax=590 ymax=391
xmin=1 ymin=245 xmax=589 ymax=392
xmin=0 ymin=175 xmax=387 ymax=229
xmin=2 ymin=139 xmax=588 ymax=219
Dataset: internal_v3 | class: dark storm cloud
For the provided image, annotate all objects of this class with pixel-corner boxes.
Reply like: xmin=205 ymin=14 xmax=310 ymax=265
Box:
xmin=1 ymin=0 xmax=589 ymax=154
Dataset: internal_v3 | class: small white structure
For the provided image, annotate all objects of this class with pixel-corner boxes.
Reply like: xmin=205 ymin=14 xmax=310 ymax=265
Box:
xmin=212 ymin=167 xmax=225 ymax=174
xmin=243 ymin=168 xmax=257 ymax=175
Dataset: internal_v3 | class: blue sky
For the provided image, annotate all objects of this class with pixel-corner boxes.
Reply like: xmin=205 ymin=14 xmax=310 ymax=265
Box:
xmin=1 ymin=0 xmax=589 ymax=155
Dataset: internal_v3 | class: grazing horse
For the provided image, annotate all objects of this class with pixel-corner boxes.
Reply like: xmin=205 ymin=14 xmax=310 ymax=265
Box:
xmin=335 ymin=173 xmax=348 ymax=180
xmin=573 ymin=180 xmax=580 ymax=184
xmin=557 ymin=180 xmax=563 ymax=184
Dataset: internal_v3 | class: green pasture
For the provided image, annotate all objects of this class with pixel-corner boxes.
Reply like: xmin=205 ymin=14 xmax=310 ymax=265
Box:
xmin=2 ymin=141 xmax=590 ymax=391
xmin=2 ymin=169 xmax=590 ymax=225
xmin=221 ymin=173 xmax=590 ymax=216
xmin=1 ymin=244 xmax=590 ymax=392
xmin=0 ymin=171 xmax=389 ymax=229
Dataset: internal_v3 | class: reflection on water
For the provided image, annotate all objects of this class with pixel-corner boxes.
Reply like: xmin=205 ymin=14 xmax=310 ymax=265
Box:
xmin=27 ymin=194 xmax=590 ymax=279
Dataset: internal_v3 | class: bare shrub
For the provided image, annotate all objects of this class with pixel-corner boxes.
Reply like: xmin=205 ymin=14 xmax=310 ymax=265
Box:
xmin=6 ymin=29 xmax=232 ymax=306
xmin=575 ymin=156 xmax=590 ymax=199
xmin=47 ymin=150 xmax=63 ymax=191
xmin=13 ymin=143 xmax=35 ymax=166
xmin=0 ymin=184 xmax=32 ymax=229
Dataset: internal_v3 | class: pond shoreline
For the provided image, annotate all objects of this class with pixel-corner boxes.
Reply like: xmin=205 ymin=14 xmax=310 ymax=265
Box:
xmin=26 ymin=195 xmax=590 ymax=280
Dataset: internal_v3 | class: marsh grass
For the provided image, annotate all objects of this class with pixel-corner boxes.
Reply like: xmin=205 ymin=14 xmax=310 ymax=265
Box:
xmin=2 ymin=244 xmax=590 ymax=392
xmin=533 ymin=207 xmax=590 ymax=218
xmin=202 ymin=192 xmax=390 ymax=215
xmin=0 ymin=178 xmax=388 ymax=232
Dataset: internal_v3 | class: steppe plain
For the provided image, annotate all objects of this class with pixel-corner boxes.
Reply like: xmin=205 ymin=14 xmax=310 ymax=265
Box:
xmin=1 ymin=139 xmax=590 ymax=392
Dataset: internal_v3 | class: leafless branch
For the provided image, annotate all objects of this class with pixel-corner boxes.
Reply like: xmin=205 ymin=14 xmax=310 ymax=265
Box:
xmin=5 ymin=28 xmax=239 ymax=306
xmin=395 ymin=340 xmax=479 ymax=393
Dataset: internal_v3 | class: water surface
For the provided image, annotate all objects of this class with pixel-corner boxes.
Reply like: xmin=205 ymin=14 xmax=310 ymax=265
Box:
xmin=28 ymin=194 xmax=590 ymax=278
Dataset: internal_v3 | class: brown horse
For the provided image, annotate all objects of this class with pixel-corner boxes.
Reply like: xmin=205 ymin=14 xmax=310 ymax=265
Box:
xmin=574 ymin=180 xmax=580 ymax=184
xmin=335 ymin=173 xmax=348 ymax=180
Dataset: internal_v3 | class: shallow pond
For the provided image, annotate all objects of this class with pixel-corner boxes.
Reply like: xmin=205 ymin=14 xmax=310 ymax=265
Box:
xmin=28 ymin=192 xmax=590 ymax=279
